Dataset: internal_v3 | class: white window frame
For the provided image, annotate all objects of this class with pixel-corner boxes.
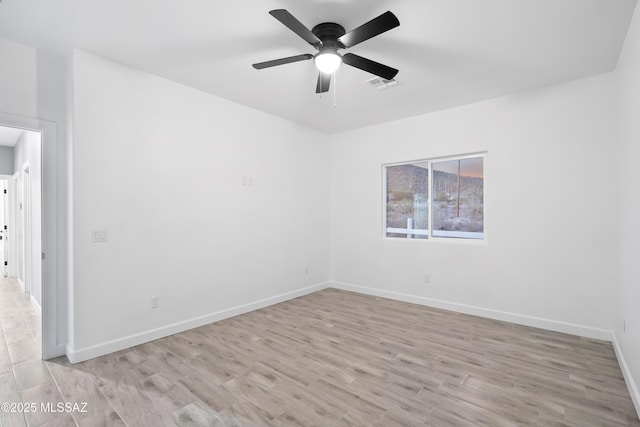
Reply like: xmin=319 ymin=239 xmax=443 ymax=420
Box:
xmin=382 ymin=152 xmax=487 ymax=243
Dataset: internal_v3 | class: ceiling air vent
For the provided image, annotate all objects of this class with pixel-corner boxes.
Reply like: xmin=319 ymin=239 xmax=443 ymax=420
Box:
xmin=365 ymin=77 xmax=398 ymax=90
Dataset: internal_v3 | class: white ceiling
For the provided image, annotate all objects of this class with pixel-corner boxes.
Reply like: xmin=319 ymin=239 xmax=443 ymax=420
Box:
xmin=0 ymin=0 xmax=636 ymax=133
xmin=0 ymin=126 xmax=23 ymax=147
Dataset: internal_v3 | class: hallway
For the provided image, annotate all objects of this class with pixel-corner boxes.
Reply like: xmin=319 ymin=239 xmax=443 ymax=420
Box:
xmin=0 ymin=275 xmax=41 ymax=426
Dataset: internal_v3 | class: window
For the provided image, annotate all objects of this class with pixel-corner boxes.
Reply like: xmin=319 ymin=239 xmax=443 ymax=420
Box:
xmin=384 ymin=154 xmax=485 ymax=240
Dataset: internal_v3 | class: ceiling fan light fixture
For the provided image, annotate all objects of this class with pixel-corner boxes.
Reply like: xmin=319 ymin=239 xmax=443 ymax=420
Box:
xmin=314 ymin=51 xmax=342 ymax=74
xmin=253 ymin=10 xmax=400 ymax=93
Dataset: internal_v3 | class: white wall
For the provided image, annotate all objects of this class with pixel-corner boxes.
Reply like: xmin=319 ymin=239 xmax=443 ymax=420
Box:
xmin=615 ymin=1 xmax=640 ymax=412
xmin=71 ymin=50 xmax=330 ymax=360
xmin=13 ymin=130 xmax=42 ymax=307
xmin=0 ymin=38 xmax=37 ymax=118
xmin=0 ymin=146 xmax=14 ymax=175
xmin=330 ymin=72 xmax=618 ymax=337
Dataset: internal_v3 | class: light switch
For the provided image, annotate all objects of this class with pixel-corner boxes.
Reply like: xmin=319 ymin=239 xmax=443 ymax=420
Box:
xmin=92 ymin=229 xmax=109 ymax=243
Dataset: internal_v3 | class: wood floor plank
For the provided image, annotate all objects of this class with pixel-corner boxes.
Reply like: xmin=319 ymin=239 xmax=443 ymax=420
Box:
xmin=172 ymin=401 xmax=222 ymax=427
xmin=179 ymin=374 xmax=236 ymax=412
xmin=77 ymin=409 xmax=125 ymax=427
xmin=39 ymin=414 xmax=77 ymax=427
xmin=307 ymin=378 xmax=388 ymax=420
xmin=269 ymin=377 xmax=349 ymax=426
xmin=271 ymin=408 xmax=328 ymax=427
xmin=218 ymin=400 xmax=273 ymax=426
xmin=1 ymin=281 xmax=639 ymax=426
xmin=223 ymin=376 xmax=288 ymax=421
xmin=374 ymin=400 xmax=433 ymax=426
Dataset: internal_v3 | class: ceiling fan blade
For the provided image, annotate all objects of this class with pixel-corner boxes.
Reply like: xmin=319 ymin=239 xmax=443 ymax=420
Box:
xmin=252 ymin=54 xmax=313 ymax=69
xmin=269 ymin=9 xmax=322 ymax=47
xmin=338 ymin=11 xmax=399 ymax=48
xmin=316 ymin=72 xmax=331 ymax=93
xmin=342 ymin=53 xmax=398 ymax=80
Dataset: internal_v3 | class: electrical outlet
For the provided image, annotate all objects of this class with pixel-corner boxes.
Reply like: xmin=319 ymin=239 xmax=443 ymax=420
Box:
xmin=151 ymin=296 xmax=159 ymax=309
xmin=241 ymin=176 xmax=254 ymax=186
xmin=305 ymin=267 xmax=310 ymax=275
xmin=424 ymin=274 xmax=431 ymax=284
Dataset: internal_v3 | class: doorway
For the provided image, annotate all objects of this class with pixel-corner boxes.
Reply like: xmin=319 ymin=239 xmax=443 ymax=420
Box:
xmin=0 ymin=125 xmax=43 ymax=361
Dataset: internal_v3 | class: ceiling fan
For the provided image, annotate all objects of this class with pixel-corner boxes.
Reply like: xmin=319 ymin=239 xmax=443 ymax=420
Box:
xmin=252 ymin=9 xmax=400 ymax=93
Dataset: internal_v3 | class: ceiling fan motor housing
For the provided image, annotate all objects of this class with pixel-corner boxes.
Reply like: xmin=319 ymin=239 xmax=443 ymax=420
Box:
xmin=312 ymin=23 xmax=346 ymax=51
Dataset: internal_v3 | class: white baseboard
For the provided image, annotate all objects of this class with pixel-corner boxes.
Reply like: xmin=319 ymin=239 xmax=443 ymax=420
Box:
xmin=30 ymin=294 xmax=41 ymax=313
xmin=329 ymin=281 xmax=613 ymax=342
xmin=66 ymin=282 xmax=330 ymax=364
xmin=612 ymin=334 xmax=640 ymax=419
xmin=17 ymin=278 xmax=24 ymax=292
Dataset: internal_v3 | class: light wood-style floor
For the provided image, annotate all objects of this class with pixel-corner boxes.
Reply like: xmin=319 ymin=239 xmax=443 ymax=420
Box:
xmin=1 ymin=278 xmax=639 ymax=426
